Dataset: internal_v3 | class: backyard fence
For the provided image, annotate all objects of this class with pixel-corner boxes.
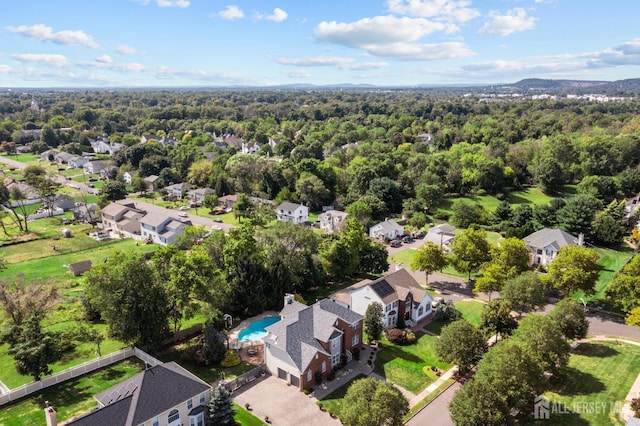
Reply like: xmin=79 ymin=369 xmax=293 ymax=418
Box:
xmin=0 ymin=347 xmax=162 ymax=406
xmin=222 ymin=365 xmax=267 ymax=393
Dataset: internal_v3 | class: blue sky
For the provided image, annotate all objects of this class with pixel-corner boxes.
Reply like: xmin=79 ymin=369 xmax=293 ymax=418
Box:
xmin=1 ymin=0 xmax=639 ymax=87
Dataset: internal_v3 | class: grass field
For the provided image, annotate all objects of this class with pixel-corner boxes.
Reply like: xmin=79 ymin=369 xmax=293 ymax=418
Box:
xmin=535 ymin=341 xmax=640 ymax=425
xmin=374 ymin=332 xmax=451 ymax=394
xmin=0 ymin=358 xmax=144 ymax=426
xmin=437 ymin=187 xmax=556 ymax=216
xmin=424 ymin=300 xmax=486 ymax=335
xmin=0 ymin=153 xmax=39 ymax=163
xmin=234 ymin=403 xmax=267 ymax=425
xmin=571 ymin=247 xmax=634 ymax=305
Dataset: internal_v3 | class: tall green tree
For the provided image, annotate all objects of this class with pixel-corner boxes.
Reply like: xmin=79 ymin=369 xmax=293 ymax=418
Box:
xmin=474 ymin=238 xmax=530 ymax=297
xmin=436 ymin=319 xmax=487 ymax=374
xmin=500 ymin=271 xmax=548 ymax=314
xmin=208 ymin=386 xmax=235 ymax=426
xmin=8 ymin=312 xmax=62 ymax=381
xmin=449 ymin=228 xmax=492 ymax=281
xmin=549 ymin=299 xmax=589 ymax=341
xmin=341 ymin=377 xmax=409 ymax=426
xmin=480 ymin=299 xmax=518 ymax=340
xmin=411 ymin=241 xmax=448 ymax=284
xmin=364 ymin=302 xmax=383 ymax=343
xmin=546 ymin=245 xmax=599 ymax=296
xmin=84 ymin=250 xmax=171 ymax=350
xmin=606 ymin=254 xmax=640 ymax=313
xmin=100 ymin=180 xmax=128 ymax=202
xmin=511 ymin=314 xmax=570 ymax=377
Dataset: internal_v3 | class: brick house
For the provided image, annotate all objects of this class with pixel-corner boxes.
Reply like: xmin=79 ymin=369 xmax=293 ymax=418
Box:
xmin=263 ymin=295 xmax=363 ymax=390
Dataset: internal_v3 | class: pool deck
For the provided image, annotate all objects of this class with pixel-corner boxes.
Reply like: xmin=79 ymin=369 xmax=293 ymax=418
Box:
xmin=227 ymin=311 xmax=279 ymax=349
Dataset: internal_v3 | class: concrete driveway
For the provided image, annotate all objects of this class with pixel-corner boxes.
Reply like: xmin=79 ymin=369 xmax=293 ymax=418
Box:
xmin=232 ymin=375 xmax=341 ymax=426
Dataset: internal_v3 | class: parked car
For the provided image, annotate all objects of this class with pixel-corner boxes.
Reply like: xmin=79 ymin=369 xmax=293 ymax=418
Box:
xmin=178 ymin=212 xmax=188 ymax=218
xmin=402 ymin=235 xmax=414 ymax=243
xmin=213 ymin=218 xmax=223 ymax=223
xmin=389 ymin=239 xmax=403 ymax=248
xmin=179 ymin=206 xmax=189 ymax=211
xmin=412 ymin=230 xmax=425 ymax=239
xmin=211 ymin=225 xmax=222 ymax=230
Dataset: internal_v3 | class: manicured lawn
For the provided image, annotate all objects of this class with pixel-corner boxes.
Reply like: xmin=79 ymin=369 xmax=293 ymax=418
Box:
xmin=317 ymin=374 xmax=367 ymax=419
xmin=0 ymin=358 xmax=144 ymax=426
xmin=571 ymin=247 xmax=634 ymax=305
xmin=538 ymin=341 xmax=640 ymax=425
xmin=1 ymin=153 xmax=39 ymax=163
xmin=234 ymin=403 xmax=266 ymax=425
xmin=437 ymin=187 xmax=556 ymax=216
xmin=374 ymin=332 xmax=451 ymax=394
xmin=455 ymin=300 xmax=485 ymax=327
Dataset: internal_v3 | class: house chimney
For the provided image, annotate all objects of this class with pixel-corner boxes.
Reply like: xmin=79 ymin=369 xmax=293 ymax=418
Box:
xmin=284 ymin=293 xmax=294 ymax=306
xmin=578 ymin=233 xmax=584 ymax=246
xmin=44 ymin=401 xmax=57 ymax=426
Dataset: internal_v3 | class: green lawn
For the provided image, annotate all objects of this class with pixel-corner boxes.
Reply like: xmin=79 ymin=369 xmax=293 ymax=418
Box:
xmin=571 ymin=247 xmax=634 ymax=306
xmin=534 ymin=341 xmax=640 ymax=425
xmin=0 ymin=358 xmax=144 ymax=426
xmin=1 ymin=153 xmax=39 ymax=163
xmin=424 ymin=300 xmax=485 ymax=335
xmin=374 ymin=332 xmax=451 ymax=394
xmin=437 ymin=187 xmax=556 ymax=216
xmin=234 ymin=403 xmax=266 ymax=425
xmin=317 ymin=374 xmax=367 ymax=419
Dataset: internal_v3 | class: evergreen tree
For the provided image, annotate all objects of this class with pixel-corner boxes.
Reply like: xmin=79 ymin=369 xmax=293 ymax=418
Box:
xmin=364 ymin=302 xmax=384 ymax=342
xmin=8 ymin=312 xmax=62 ymax=381
xmin=208 ymin=386 xmax=235 ymax=426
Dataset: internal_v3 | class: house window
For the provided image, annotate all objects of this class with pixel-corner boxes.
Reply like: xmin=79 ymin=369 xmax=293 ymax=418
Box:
xmin=352 ymin=322 xmax=359 ymax=330
xmin=418 ymin=306 xmax=424 ymax=316
xmin=189 ymin=413 xmax=204 ymax=426
xmin=168 ymin=409 xmax=180 ymax=423
xmin=199 ymin=393 xmax=206 ymax=404
xmin=152 ymin=418 xmax=159 ymax=426
xmin=187 ymin=398 xmax=193 ymax=410
xmin=307 ymin=370 xmax=312 ymax=381
xmin=331 ymin=352 xmax=341 ymax=366
xmin=352 ymin=334 xmax=359 ymax=346
xmin=322 ymin=361 xmax=327 ymax=373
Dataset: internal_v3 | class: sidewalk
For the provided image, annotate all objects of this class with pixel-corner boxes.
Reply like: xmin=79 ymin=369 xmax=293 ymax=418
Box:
xmin=409 ymin=366 xmax=457 ymax=407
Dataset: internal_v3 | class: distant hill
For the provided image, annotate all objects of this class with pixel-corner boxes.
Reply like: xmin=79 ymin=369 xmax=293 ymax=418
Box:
xmin=501 ymin=78 xmax=640 ymax=94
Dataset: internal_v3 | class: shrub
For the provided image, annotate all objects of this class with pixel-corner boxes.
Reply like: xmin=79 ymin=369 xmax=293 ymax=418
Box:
xmin=220 ymin=350 xmax=241 ymax=367
xmin=386 ymin=328 xmax=407 ymax=345
xmin=182 ymin=344 xmax=207 ymax=365
xmin=405 ymin=331 xmax=416 ymax=344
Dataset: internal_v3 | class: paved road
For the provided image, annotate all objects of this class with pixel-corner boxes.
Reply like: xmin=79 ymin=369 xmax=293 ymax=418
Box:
xmin=406 ymin=381 xmax=460 ymax=426
xmin=0 ymin=155 xmax=29 ymax=170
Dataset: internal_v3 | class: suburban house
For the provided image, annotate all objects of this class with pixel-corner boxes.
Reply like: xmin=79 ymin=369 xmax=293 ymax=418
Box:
xmin=83 ymin=160 xmax=110 ymax=175
xmin=523 ymin=227 xmax=582 ymax=266
xmin=122 ymin=171 xmax=134 ymax=184
xmin=264 ymin=295 xmax=363 ymax=391
xmin=90 ymin=137 xmax=124 ymax=155
xmin=335 ymin=268 xmax=434 ymax=329
xmin=241 ymin=141 xmax=260 ymax=154
xmin=72 ymin=203 xmax=98 ymax=223
xmin=69 ymin=156 xmax=90 ymax=169
xmin=100 ymin=165 xmax=119 ymax=181
xmin=143 ymin=175 xmax=160 ymax=191
xmin=318 ymin=210 xmax=348 ymax=233
xmin=65 ymin=361 xmax=211 ymax=426
xmin=626 ymin=193 xmax=640 ymax=220
xmin=276 ymin=202 xmax=309 ymax=224
xmin=53 ymin=151 xmax=74 ymax=165
xmin=40 ymin=149 xmax=57 ymax=162
xmin=140 ymin=212 xmax=192 ymax=245
xmin=218 ymin=194 xmax=238 ymax=209
xmin=164 ymin=182 xmax=192 ymax=199
xmin=101 ymin=202 xmax=146 ymax=239
xmin=425 ymin=223 xmax=457 ymax=253
xmin=187 ymin=187 xmax=215 ymax=206
xmin=369 ymin=219 xmax=405 ymax=240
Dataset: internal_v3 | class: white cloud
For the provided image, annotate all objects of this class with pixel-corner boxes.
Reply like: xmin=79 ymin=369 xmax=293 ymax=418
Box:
xmin=276 ymin=56 xmax=388 ymax=70
xmin=586 ymin=39 xmax=640 ymax=67
xmin=0 ymin=64 xmax=11 ymax=73
xmin=283 ymin=70 xmax=311 ymax=78
xmin=156 ymin=0 xmax=190 ymax=7
xmin=115 ymin=44 xmax=140 ymax=55
xmin=366 ymin=41 xmax=473 ymax=60
xmin=265 ymin=8 xmax=288 ymax=22
xmin=315 ymin=16 xmax=451 ymax=47
xmin=96 ymin=54 xmax=112 ymax=64
xmin=6 ymin=24 xmax=100 ymax=49
xmin=218 ymin=5 xmax=244 ymax=20
xmin=12 ymin=53 xmax=69 ymax=68
xmin=386 ymin=0 xmax=480 ymax=22
xmin=479 ymin=8 xmax=537 ymax=36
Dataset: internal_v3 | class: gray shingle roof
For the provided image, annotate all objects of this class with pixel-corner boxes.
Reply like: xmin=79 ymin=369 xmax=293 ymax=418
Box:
xmin=67 ymin=362 xmax=210 ymax=426
xmin=523 ymin=228 xmax=578 ymax=251
xmin=277 ymin=201 xmax=304 ymax=212
xmin=365 ymin=268 xmax=428 ymax=304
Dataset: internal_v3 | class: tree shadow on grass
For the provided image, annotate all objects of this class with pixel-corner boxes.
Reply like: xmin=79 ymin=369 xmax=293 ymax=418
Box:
xmin=506 ymin=194 xmax=531 ymax=205
xmin=552 ymin=367 xmax=605 ymax=396
xmin=573 ymin=342 xmax=619 ymax=358
xmin=525 ymin=412 xmax=590 ymax=425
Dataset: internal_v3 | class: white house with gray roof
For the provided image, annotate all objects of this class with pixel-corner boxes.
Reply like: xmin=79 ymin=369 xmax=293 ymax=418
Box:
xmin=523 ymin=227 xmax=582 ymax=266
xmin=345 ymin=268 xmax=433 ymax=328
xmin=65 ymin=361 xmax=210 ymax=426
xmin=264 ymin=295 xmax=363 ymax=391
xmin=276 ymin=202 xmax=309 ymax=224
xmin=140 ymin=212 xmax=191 ymax=245
xmin=318 ymin=210 xmax=348 ymax=233
xmin=369 ymin=219 xmax=405 ymax=240
xmin=425 ymin=223 xmax=456 ymax=253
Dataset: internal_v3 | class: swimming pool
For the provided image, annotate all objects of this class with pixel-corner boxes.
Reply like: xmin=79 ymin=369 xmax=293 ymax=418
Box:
xmin=237 ymin=316 xmax=280 ymax=342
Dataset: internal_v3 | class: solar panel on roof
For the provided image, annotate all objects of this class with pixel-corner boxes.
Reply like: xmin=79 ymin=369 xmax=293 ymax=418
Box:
xmin=371 ymin=279 xmax=395 ymax=298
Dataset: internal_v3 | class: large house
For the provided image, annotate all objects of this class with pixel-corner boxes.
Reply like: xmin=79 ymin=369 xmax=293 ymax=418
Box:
xmin=276 ymin=202 xmax=309 ymax=224
xmin=164 ymin=182 xmax=192 ymax=199
xmin=425 ymin=223 xmax=456 ymax=253
xmin=101 ymin=202 xmax=146 ymax=238
xmin=187 ymin=188 xmax=215 ymax=206
xmin=334 ymin=268 xmax=434 ymax=329
xmin=65 ymin=362 xmax=210 ymax=426
xmin=264 ymin=295 xmax=363 ymax=391
xmin=83 ymin=160 xmax=111 ymax=175
xmin=318 ymin=210 xmax=348 ymax=233
xmin=523 ymin=228 xmax=581 ymax=266
xmin=140 ymin=212 xmax=192 ymax=245
xmin=369 ymin=219 xmax=404 ymax=240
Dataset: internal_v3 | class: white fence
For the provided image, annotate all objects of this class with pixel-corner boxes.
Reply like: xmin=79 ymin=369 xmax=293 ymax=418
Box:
xmin=0 ymin=347 xmax=162 ymax=406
